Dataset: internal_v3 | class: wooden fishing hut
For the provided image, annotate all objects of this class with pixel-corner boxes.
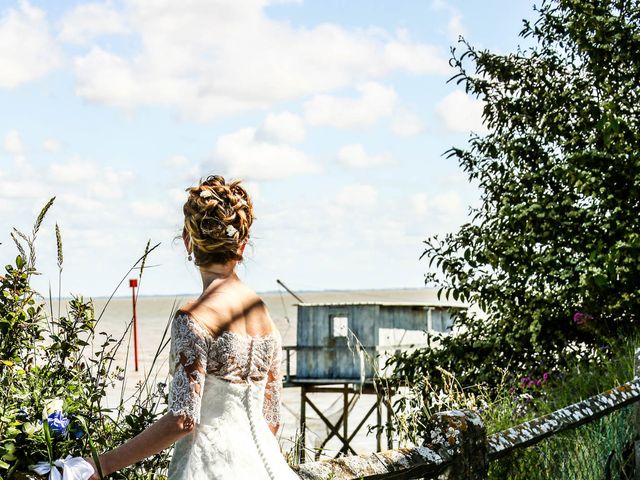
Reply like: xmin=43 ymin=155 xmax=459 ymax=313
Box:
xmin=283 ymin=301 xmax=463 ymax=461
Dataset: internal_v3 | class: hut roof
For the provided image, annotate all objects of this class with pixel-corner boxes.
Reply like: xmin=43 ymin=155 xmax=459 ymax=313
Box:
xmin=295 ymin=301 xmax=465 ymax=308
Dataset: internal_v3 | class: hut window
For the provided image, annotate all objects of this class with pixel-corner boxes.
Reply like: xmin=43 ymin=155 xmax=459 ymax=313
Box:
xmin=332 ymin=315 xmax=349 ymax=337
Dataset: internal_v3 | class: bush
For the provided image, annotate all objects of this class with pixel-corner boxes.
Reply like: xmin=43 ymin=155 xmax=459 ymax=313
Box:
xmin=0 ymin=198 xmax=170 ymax=479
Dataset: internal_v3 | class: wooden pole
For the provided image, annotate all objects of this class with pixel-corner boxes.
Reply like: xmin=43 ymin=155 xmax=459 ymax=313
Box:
xmin=300 ymin=386 xmax=307 ymax=463
xmin=129 ymin=278 xmax=139 ymax=372
xmin=277 ymin=279 xmax=304 ymax=303
xmin=343 ymin=383 xmax=349 ymax=456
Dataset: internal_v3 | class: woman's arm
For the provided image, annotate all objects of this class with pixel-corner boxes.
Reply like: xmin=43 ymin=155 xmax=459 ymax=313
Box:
xmin=86 ymin=412 xmax=193 ymax=477
xmin=86 ymin=311 xmax=209 ymax=477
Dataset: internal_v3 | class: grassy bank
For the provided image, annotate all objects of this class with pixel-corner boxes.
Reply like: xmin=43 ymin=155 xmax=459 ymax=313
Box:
xmin=387 ymin=333 xmax=639 ymax=479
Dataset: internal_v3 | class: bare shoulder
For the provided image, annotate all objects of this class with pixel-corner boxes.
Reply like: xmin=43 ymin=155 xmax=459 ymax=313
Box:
xmin=236 ymin=284 xmax=278 ymax=334
xmin=176 ymin=301 xmax=225 ymax=335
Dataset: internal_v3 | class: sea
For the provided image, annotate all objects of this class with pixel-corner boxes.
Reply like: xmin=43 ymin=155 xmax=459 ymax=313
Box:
xmin=80 ymin=288 xmax=444 ymax=460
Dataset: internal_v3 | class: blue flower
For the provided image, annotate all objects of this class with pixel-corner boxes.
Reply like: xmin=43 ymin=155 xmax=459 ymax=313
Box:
xmin=46 ymin=410 xmax=70 ymax=437
xmin=69 ymin=422 xmax=84 ymax=439
xmin=17 ymin=406 xmax=29 ymax=421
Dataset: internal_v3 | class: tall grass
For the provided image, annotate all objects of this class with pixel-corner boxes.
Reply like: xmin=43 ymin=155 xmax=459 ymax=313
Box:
xmin=382 ymin=331 xmax=640 ymax=479
xmin=0 ymin=198 xmax=172 ymax=479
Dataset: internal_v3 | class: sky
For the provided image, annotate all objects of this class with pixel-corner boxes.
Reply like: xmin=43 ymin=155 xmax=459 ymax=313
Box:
xmin=0 ymin=0 xmax=536 ymax=298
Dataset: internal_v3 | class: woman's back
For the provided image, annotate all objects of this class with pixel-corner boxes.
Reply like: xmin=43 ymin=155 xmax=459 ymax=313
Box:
xmin=180 ymin=280 xmax=276 ymax=338
xmin=167 ymin=281 xmax=298 ymax=479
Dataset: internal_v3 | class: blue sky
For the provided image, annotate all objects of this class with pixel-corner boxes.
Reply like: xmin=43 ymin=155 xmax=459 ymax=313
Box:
xmin=0 ymin=0 xmax=536 ymax=297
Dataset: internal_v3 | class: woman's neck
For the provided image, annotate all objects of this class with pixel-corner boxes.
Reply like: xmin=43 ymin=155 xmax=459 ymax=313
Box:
xmin=199 ymin=261 xmax=238 ymax=291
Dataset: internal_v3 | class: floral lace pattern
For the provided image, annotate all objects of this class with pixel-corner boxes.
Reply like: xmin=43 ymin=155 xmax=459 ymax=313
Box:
xmin=168 ymin=312 xmax=283 ymax=429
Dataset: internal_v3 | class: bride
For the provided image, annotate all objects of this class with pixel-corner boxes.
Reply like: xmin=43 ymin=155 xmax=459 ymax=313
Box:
xmin=87 ymin=175 xmax=300 ymax=479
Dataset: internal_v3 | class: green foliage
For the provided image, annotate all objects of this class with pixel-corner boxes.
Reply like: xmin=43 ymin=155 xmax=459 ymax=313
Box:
xmin=490 ymin=405 xmax=635 ymax=480
xmin=389 ymin=0 xmax=640 ymax=391
xmin=0 ymin=199 xmax=169 ymax=479
xmin=386 ymin=334 xmax=639 ymax=479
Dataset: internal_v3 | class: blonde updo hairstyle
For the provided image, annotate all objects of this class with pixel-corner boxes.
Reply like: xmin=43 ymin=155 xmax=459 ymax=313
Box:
xmin=183 ymin=175 xmax=254 ymax=266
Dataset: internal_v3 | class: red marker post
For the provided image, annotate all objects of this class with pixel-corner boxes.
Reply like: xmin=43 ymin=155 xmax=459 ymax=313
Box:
xmin=129 ymin=278 xmax=139 ymax=372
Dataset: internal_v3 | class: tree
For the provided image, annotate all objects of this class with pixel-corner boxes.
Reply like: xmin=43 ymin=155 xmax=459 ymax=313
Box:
xmin=391 ymin=0 xmax=640 ymax=389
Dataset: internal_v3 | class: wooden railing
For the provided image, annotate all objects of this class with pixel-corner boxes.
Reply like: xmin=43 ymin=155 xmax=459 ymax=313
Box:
xmin=293 ymin=348 xmax=640 ymax=479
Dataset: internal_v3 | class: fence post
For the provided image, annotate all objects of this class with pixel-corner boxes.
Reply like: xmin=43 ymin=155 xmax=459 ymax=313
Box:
xmin=635 ymin=348 xmax=640 ymax=480
xmin=423 ymin=410 xmax=488 ymax=479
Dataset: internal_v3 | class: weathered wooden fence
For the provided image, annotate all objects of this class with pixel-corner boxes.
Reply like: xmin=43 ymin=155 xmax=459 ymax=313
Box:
xmin=293 ymin=348 xmax=640 ymax=480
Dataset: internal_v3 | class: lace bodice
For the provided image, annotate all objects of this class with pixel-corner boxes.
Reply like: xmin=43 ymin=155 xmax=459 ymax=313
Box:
xmin=168 ymin=312 xmax=283 ymax=430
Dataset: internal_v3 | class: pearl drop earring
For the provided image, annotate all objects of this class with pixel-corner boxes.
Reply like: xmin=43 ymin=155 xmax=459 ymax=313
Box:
xmin=188 ymin=253 xmax=193 ymax=262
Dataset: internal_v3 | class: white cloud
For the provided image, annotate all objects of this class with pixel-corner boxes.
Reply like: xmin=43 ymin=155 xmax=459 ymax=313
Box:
xmin=431 ymin=191 xmax=463 ymax=217
xmin=335 ymin=184 xmax=378 ymax=208
xmin=3 ymin=129 xmax=24 ymax=155
xmin=130 ymin=200 xmax=170 ymax=219
xmin=43 ymin=138 xmax=63 ymax=152
xmin=391 ymin=108 xmax=423 ymax=137
xmin=383 ymin=32 xmax=450 ymax=74
xmin=214 ymin=127 xmax=319 ymax=181
xmin=0 ymin=1 xmax=62 ymax=88
xmin=412 ymin=192 xmax=429 ymax=216
xmin=59 ymin=192 xmax=104 ymax=212
xmin=436 ymin=91 xmax=487 ymax=134
xmin=259 ymin=112 xmax=305 ymax=144
xmin=0 ymin=177 xmax=47 ymax=199
xmin=240 ymin=180 xmax=260 ymax=200
xmin=163 ymin=155 xmax=201 ymax=184
xmin=69 ymin=1 xmax=448 ymax=120
xmin=412 ymin=191 xmax=463 ymax=219
xmin=49 ymin=160 xmax=99 ymax=183
xmin=169 ymin=187 xmax=187 ymax=204
xmin=447 ymin=14 xmax=466 ymax=40
xmin=89 ymin=166 xmax=134 ymax=198
xmin=164 ymin=155 xmax=190 ymax=168
xmin=48 ymin=160 xmax=134 ymax=199
xmin=337 ymin=144 xmax=392 ymax=169
xmin=304 ymin=82 xmax=397 ymax=129
xmin=431 ymin=0 xmax=467 ymax=41
xmin=58 ymin=2 xmax=129 ymax=44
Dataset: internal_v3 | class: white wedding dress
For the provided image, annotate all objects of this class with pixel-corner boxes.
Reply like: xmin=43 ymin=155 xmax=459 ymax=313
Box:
xmin=166 ymin=312 xmax=300 ymax=479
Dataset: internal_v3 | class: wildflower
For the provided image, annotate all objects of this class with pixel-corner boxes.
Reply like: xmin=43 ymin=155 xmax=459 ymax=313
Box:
xmin=17 ymin=406 xmax=29 ymax=421
xmin=573 ymin=311 xmax=593 ymax=325
xmin=542 ymin=372 xmax=550 ymax=382
xmin=42 ymin=398 xmax=63 ymax=419
xmin=23 ymin=421 xmax=42 ymax=436
xmin=68 ymin=415 xmax=85 ymax=439
xmin=70 ymin=424 xmax=84 ymax=439
xmin=46 ymin=410 xmax=70 ymax=438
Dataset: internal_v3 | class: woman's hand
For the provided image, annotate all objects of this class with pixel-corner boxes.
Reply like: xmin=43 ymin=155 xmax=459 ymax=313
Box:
xmin=83 ymin=457 xmax=101 ymax=480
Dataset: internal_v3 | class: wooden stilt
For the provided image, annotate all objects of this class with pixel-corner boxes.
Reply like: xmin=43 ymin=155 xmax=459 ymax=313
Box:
xmin=342 ymin=383 xmax=349 ymax=456
xmin=376 ymin=391 xmax=382 ymax=452
xmin=299 ymin=385 xmax=306 ymax=463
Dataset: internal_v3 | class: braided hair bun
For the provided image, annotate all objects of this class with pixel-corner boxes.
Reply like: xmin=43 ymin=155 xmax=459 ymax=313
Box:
xmin=183 ymin=175 xmax=254 ymax=266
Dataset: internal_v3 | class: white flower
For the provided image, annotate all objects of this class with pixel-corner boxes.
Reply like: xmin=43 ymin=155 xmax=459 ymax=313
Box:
xmin=23 ymin=421 xmax=42 ymax=436
xmin=42 ymin=398 xmax=63 ymax=419
xmin=226 ymin=224 xmax=238 ymax=237
xmin=200 ymin=190 xmax=214 ymax=199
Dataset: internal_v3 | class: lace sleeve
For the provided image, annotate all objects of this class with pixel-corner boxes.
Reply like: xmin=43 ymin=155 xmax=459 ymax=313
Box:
xmin=168 ymin=312 xmax=209 ymax=427
xmin=263 ymin=331 xmax=283 ymax=431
